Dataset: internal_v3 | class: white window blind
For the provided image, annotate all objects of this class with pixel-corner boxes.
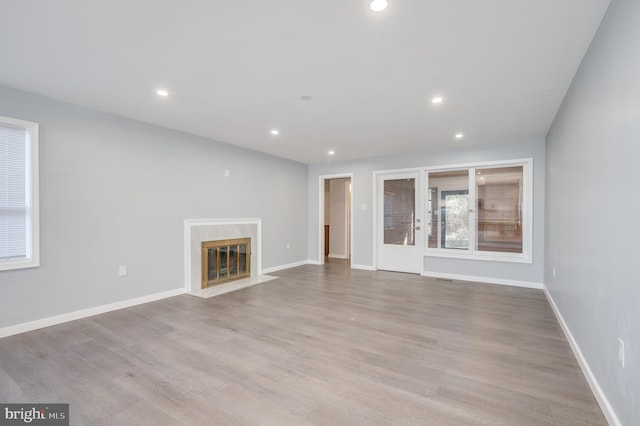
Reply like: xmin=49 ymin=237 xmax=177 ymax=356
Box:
xmin=0 ymin=116 xmax=39 ymax=270
xmin=0 ymin=125 xmax=28 ymax=260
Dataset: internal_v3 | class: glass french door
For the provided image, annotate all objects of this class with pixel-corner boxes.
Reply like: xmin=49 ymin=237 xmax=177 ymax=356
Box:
xmin=377 ymin=171 xmax=422 ymax=273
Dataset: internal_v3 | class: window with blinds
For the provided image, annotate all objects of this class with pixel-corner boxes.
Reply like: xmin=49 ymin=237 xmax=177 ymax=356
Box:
xmin=425 ymin=159 xmax=532 ymax=263
xmin=0 ymin=116 xmax=39 ymax=271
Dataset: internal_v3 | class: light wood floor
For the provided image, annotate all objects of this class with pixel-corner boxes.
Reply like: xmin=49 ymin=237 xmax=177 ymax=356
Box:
xmin=0 ymin=261 xmax=607 ymax=425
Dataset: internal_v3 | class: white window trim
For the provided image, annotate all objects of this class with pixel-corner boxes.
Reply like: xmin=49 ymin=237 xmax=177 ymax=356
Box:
xmin=0 ymin=115 xmax=40 ymax=271
xmin=424 ymin=158 xmax=533 ymax=264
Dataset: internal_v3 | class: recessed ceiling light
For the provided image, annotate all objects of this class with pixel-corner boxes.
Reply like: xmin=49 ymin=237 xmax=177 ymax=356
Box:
xmin=455 ymin=133 xmax=464 ymax=139
xmin=431 ymin=96 xmax=443 ymax=104
xmin=370 ymin=0 xmax=388 ymax=12
xmin=156 ymin=89 xmax=169 ymax=97
xmin=299 ymin=95 xmax=312 ymax=101
xmin=328 ymin=150 xmax=335 ymax=155
xmin=270 ymin=129 xmax=279 ymax=135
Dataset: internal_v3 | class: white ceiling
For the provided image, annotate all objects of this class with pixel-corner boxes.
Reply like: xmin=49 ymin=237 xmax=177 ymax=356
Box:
xmin=0 ymin=0 xmax=610 ymax=164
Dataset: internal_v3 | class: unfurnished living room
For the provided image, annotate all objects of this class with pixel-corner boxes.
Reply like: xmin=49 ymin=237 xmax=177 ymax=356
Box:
xmin=0 ymin=1 xmax=637 ymax=425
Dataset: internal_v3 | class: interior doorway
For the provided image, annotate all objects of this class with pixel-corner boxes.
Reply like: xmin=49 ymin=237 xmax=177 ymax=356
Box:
xmin=319 ymin=174 xmax=353 ymax=265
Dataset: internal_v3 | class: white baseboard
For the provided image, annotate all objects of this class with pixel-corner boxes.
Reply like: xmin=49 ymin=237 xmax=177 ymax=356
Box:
xmin=306 ymin=259 xmax=322 ymax=265
xmin=543 ymin=286 xmax=620 ymax=426
xmin=421 ymin=270 xmax=543 ymax=289
xmin=261 ymin=260 xmax=311 ymax=274
xmin=351 ymin=264 xmax=376 ymax=271
xmin=0 ymin=288 xmax=186 ymax=339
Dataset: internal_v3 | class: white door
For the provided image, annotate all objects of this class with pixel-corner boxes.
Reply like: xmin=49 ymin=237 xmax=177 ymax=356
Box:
xmin=377 ymin=171 xmax=422 ymax=273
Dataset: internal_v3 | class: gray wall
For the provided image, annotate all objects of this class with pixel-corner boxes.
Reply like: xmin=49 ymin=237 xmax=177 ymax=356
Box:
xmin=308 ymin=138 xmax=545 ymax=284
xmin=545 ymin=0 xmax=639 ymax=423
xmin=0 ymin=85 xmax=308 ymax=329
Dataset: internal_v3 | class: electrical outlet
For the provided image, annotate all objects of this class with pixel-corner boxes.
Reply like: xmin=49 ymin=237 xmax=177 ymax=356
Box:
xmin=618 ymin=338 xmax=625 ymax=368
xmin=286 ymin=243 xmax=291 ymax=251
xmin=552 ymin=267 xmax=556 ymax=279
xmin=119 ymin=265 xmax=127 ymax=277
xmin=224 ymin=169 xmax=230 ymax=178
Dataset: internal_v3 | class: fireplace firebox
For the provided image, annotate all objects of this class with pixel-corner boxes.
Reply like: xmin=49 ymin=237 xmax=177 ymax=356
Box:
xmin=201 ymin=238 xmax=251 ymax=288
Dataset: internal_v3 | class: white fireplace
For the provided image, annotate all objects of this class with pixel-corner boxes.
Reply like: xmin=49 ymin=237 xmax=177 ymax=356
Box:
xmin=184 ymin=218 xmax=276 ymax=298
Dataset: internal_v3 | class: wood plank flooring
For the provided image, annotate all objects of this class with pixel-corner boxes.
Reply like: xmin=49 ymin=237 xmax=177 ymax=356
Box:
xmin=0 ymin=260 xmax=607 ymax=425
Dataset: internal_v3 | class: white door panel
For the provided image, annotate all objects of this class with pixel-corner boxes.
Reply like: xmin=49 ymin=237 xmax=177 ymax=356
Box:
xmin=376 ymin=172 xmax=422 ymax=273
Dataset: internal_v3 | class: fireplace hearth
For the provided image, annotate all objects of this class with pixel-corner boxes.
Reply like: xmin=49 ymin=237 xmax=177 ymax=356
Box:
xmin=201 ymin=238 xmax=251 ymax=288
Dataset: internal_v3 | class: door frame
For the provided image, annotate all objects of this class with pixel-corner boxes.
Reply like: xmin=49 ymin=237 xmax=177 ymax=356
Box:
xmin=318 ymin=173 xmax=354 ymax=266
xmin=372 ymin=168 xmax=424 ymax=272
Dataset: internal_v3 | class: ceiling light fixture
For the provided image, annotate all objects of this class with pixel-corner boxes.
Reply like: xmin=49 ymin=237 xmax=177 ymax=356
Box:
xmin=328 ymin=150 xmax=335 ymax=155
xmin=369 ymin=0 xmax=388 ymax=12
xmin=431 ymin=96 xmax=443 ymax=104
xmin=455 ymin=133 xmax=464 ymax=139
xmin=299 ymin=95 xmax=312 ymax=101
xmin=270 ymin=129 xmax=279 ymax=135
xmin=156 ymin=89 xmax=169 ymax=97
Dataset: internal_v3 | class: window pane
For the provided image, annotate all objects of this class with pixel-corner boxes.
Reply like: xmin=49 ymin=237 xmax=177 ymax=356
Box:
xmin=476 ymin=166 xmax=523 ymax=253
xmin=0 ymin=117 xmax=39 ymax=271
xmin=442 ymin=191 xmax=469 ymax=249
xmin=427 ymin=187 xmax=438 ymax=248
xmin=0 ymin=125 xmax=27 ymax=260
xmin=383 ymin=178 xmax=415 ymax=245
xmin=427 ymin=170 xmax=469 ymax=250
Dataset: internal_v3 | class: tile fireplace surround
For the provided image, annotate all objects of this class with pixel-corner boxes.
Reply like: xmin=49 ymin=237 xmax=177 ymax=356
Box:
xmin=184 ymin=219 xmax=276 ymax=299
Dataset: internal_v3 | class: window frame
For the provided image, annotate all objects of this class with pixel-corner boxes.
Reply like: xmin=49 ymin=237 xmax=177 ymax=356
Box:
xmin=424 ymin=158 xmax=533 ymax=264
xmin=0 ymin=115 xmax=40 ymax=271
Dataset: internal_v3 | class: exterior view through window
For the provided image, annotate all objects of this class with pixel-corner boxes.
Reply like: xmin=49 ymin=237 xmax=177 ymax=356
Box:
xmin=427 ymin=170 xmax=469 ymax=250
